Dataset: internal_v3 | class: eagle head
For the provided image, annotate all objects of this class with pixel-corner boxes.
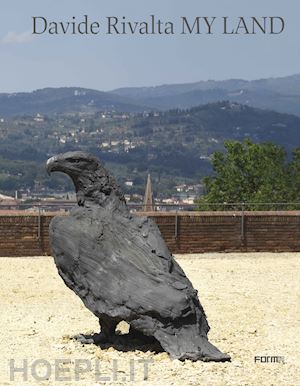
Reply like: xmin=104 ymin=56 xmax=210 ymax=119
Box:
xmin=46 ymin=151 xmax=99 ymax=177
xmin=46 ymin=151 xmax=126 ymax=208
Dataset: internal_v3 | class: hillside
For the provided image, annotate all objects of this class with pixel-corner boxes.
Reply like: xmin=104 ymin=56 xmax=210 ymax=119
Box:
xmin=0 ymin=74 xmax=300 ymax=118
xmin=0 ymin=101 xmax=300 ymax=197
xmin=0 ymin=87 xmax=148 ymax=117
xmin=112 ymin=74 xmax=300 ymax=116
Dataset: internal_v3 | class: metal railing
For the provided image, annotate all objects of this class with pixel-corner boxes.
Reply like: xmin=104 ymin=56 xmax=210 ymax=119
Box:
xmin=191 ymin=202 xmax=300 ymax=211
xmin=1 ymin=201 xmax=300 ymax=213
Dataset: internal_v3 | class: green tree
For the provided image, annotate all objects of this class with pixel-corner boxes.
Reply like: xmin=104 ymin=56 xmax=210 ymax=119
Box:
xmin=197 ymin=139 xmax=291 ymax=210
xmin=287 ymin=148 xmax=300 ymax=203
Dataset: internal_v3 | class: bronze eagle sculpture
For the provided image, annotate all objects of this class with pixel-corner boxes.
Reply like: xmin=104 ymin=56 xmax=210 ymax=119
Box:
xmin=46 ymin=151 xmax=230 ymax=362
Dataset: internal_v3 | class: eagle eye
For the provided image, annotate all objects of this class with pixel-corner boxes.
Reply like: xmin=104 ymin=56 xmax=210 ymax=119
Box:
xmin=67 ymin=159 xmax=80 ymax=163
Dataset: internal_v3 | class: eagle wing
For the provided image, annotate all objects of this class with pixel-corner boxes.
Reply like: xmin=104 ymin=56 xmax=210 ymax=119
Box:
xmin=50 ymin=208 xmax=198 ymax=323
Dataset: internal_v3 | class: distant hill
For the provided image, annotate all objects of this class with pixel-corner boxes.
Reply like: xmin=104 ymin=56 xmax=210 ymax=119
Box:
xmin=112 ymin=74 xmax=300 ymax=116
xmin=0 ymin=87 xmax=148 ymax=117
xmin=0 ymin=74 xmax=300 ymax=117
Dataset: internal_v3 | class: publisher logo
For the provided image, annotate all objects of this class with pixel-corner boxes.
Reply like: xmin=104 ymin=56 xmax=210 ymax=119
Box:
xmin=254 ymin=356 xmax=285 ymax=364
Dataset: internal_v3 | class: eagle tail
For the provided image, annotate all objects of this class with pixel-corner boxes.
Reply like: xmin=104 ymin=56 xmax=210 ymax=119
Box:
xmin=153 ymin=323 xmax=231 ymax=362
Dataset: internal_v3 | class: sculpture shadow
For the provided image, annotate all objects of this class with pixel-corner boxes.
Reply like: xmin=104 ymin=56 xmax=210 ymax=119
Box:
xmin=73 ymin=332 xmax=164 ymax=355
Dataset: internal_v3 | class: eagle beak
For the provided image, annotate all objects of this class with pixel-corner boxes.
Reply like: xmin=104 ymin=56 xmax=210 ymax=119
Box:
xmin=46 ymin=156 xmax=58 ymax=175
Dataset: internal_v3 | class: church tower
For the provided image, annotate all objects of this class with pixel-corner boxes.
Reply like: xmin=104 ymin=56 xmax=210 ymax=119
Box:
xmin=143 ymin=173 xmax=155 ymax=211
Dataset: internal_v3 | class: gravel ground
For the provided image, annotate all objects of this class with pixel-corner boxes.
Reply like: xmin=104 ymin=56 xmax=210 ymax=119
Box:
xmin=0 ymin=253 xmax=299 ymax=386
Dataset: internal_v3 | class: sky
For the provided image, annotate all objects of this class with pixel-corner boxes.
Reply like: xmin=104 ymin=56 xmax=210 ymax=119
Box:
xmin=0 ymin=0 xmax=299 ymax=92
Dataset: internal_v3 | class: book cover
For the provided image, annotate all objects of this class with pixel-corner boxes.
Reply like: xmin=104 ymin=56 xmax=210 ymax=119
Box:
xmin=0 ymin=1 xmax=299 ymax=385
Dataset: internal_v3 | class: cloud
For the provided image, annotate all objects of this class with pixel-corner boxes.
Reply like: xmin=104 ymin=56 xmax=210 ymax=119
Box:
xmin=1 ymin=31 xmax=34 ymax=44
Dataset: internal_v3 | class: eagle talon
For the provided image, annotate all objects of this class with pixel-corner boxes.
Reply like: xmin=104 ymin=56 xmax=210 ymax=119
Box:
xmin=73 ymin=332 xmax=115 ymax=345
xmin=93 ymin=332 xmax=116 ymax=344
xmin=73 ymin=334 xmax=95 ymax=344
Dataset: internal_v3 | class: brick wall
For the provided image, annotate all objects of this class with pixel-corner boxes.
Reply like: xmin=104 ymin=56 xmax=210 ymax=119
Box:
xmin=1 ymin=211 xmax=300 ymax=257
xmin=0 ymin=214 xmax=54 ymax=257
xmin=142 ymin=211 xmax=300 ymax=253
